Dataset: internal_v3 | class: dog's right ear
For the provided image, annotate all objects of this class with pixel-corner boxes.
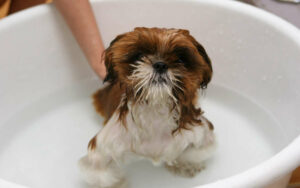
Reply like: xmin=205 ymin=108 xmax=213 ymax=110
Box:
xmin=103 ymin=52 xmax=115 ymax=83
xmin=103 ymin=34 xmax=125 ymax=83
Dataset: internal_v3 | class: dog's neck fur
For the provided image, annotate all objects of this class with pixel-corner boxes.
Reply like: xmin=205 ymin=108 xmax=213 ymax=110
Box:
xmin=90 ymin=84 xmax=214 ymax=168
xmin=129 ymin=98 xmax=178 ymax=133
xmin=120 ymin=88 xmax=201 ymax=133
xmin=121 ymin=98 xmax=180 ymax=162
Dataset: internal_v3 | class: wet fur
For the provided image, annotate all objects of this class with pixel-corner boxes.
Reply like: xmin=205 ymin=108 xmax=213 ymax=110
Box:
xmin=79 ymin=27 xmax=215 ymax=188
xmin=93 ymin=83 xmax=124 ymax=124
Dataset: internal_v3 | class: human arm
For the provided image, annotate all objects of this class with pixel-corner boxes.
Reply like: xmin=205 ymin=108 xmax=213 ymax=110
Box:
xmin=53 ymin=0 xmax=106 ymax=79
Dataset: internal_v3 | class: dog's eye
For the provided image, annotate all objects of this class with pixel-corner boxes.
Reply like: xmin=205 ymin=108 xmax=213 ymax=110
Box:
xmin=177 ymin=58 xmax=184 ymax=64
xmin=128 ymin=52 xmax=145 ymax=62
xmin=175 ymin=55 xmax=186 ymax=64
xmin=174 ymin=47 xmax=188 ymax=64
xmin=135 ymin=53 xmax=145 ymax=61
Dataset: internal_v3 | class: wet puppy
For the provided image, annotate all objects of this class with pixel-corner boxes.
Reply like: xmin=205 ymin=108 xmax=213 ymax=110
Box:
xmin=79 ymin=27 xmax=215 ymax=188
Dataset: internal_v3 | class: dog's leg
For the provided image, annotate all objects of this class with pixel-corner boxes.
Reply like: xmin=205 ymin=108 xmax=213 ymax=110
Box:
xmin=165 ymin=117 xmax=216 ymax=178
xmin=79 ymin=120 xmax=129 ymax=188
xmin=79 ymin=148 xmax=127 ymax=188
xmin=165 ymin=142 xmax=215 ymax=177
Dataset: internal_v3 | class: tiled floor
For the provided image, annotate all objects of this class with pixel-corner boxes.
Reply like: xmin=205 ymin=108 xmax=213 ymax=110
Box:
xmin=0 ymin=0 xmax=300 ymax=187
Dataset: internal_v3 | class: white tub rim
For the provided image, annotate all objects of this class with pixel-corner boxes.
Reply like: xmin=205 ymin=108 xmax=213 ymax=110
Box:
xmin=0 ymin=0 xmax=300 ymax=187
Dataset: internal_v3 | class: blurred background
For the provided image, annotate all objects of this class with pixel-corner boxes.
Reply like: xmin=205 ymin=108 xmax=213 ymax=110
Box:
xmin=0 ymin=0 xmax=299 ymax=28
xmin=0 ymin=0 xmax=299 ymax=187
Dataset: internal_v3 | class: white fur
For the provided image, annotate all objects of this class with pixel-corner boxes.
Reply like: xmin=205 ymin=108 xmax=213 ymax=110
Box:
xmin=128 ymin=61 xmax=181 ymax=104
xmin=79 ymin=97 xmax=215 ymax=188
xmin=79 ymin=62 xmax=215 ymax=187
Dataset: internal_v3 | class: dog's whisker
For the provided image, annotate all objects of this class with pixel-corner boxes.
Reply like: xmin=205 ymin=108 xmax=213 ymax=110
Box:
xmin=173 ymin=83 xmax=184 ymax=92
xmin=134 ymin=80 xmax=147 ymax=92
xmin=134 ymin=77 xmax=150 ymax=88
xmin=137 ymin=87 xmax=147 ymax=102
xmin=166 ymin=74 xmax=184 ymax=93
xmin=145 ymin=88 xmax=151 ymax=100
xmin=135 ymin=81 xmax=149 ymax=98
xmin=163 ymin=83 xmax=177 ymax=103
xmin=172 ymin=78 xmax=183 ymax=84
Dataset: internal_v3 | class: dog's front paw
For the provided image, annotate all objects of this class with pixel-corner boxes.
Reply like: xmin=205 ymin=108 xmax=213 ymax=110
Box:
xmin=79 ymin=155 xmax=128 ymax=188
xmin=108 ymin=178 xmax=128 ymax=188
xmin=165 ymin=162 xmax=205 ymax=178
xmin=87 ymin=178 xmax=128 ymax=188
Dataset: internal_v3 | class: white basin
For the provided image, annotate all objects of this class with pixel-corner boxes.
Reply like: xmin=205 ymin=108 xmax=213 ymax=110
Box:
xmin=0 ymin=0 xmax=300 ymax=187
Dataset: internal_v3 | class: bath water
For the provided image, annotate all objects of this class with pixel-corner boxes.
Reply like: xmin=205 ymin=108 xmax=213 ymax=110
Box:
xmin=0 ymin=81 xmax=284 ymax=188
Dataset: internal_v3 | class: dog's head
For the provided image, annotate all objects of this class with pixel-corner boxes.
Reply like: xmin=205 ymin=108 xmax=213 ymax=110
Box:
xmin=104 ymin=27 xmax=212 ymax=101
xmin=104 ymin=27 xmax=212 ymax=129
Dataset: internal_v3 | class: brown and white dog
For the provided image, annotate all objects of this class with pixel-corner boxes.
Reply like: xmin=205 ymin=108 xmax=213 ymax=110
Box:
xmin=79 ymin=27 xmax=215 ymax=188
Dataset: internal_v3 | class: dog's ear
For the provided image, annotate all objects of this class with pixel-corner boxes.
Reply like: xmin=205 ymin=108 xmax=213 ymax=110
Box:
xmin=193 ymin=40 xmax=212 ymax=89
xmin=179 ymin=29 xmax=213 ymax=89
xmin=103 ymin=34 xmax=125 ymax=83
xmin=103 ymin=52 xmax=116 ymax=83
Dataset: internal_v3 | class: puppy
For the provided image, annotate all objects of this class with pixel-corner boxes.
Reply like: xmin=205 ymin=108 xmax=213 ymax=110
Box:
xmin=79 ymin=27 xmax=215 ymax=188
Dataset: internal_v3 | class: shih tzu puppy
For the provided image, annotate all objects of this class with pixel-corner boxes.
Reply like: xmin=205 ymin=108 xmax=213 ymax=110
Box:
xmin=79 ymin=27 xmax=215 ymax=188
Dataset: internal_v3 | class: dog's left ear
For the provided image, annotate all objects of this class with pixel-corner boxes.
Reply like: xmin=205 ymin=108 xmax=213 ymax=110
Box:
xmin=193 ymin=40 xmax=213 ymax=89
xmin=178 ymin=29 xmax=213 ymax=89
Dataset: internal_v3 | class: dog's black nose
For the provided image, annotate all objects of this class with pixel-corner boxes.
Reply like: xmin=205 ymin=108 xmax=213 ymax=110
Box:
xmin=153 ymin=62 xmax=168 ymax=74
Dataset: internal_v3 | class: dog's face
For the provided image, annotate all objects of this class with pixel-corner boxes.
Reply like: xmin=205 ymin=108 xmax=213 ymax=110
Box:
xmin=104 ymin=27 xmax=212 ymax=105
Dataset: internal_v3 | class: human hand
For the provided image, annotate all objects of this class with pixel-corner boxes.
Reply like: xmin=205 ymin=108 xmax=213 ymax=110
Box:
xmin=90 ymin=54 xmax=106 ymax=80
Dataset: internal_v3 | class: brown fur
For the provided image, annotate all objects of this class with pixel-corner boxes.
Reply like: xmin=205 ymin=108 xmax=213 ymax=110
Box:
xmin=93 ymin=82 xmax=124 ymax=124
xmin=207 ymin=119 xmax=214 ymax=130
xmin=88 ymin=136 xmax=97 ymax=151
xmin=93 ymin=27 xmax=213 ymax=131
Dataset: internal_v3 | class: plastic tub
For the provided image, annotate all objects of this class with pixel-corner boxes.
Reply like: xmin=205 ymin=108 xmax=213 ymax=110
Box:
xmin=0 ymin=0 xmax=300 ymax=187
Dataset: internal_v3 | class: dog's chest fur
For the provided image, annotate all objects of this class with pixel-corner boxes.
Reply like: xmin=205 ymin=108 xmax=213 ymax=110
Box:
xmin=129 ymin=102 xmax=177 ymax=154
xmin=99 ymin=98 xmax=207 ymax=165
xmin=119 ymin=100 xmax=196 ymax=164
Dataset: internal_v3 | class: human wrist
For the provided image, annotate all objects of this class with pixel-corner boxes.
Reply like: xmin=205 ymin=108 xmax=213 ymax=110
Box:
xmin=90 ymin=56 xmax=106 ymax=80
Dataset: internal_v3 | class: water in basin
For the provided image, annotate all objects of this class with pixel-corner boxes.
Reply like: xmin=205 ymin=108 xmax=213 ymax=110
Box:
xmin=0 ymin=80 xmax=285 ymax=188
